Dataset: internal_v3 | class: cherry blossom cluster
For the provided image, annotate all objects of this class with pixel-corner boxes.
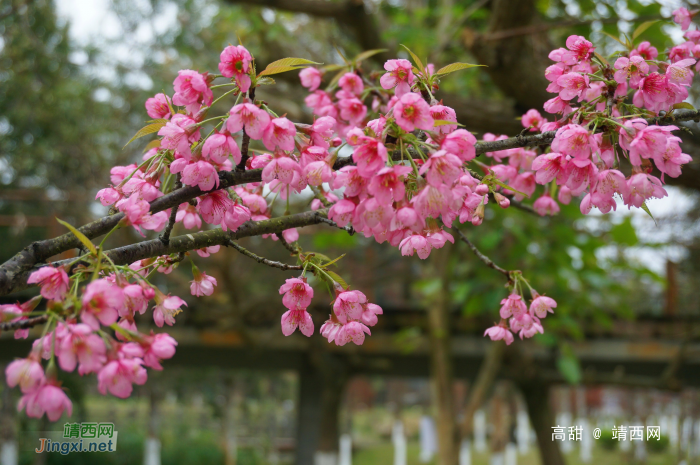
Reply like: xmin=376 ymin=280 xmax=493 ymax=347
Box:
xmin=484 ymin=273 xmax=557 ymax=345
xmin=3 ymin=15 xmax=698 ymax=420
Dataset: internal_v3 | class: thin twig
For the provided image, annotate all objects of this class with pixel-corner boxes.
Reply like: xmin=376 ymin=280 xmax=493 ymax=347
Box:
xmin=159 ymin=177 xmax=182 ymax=245
xmin=278 ymin=234 xmax=300 ymax=255
xmin=317 ymin=216 xmax=355 ymax=235
xmin=227 ymin=240 xmax=303 ymax=271
xmin=0 ymin=314 xmax=49 ymax=331
xmin=453 ymin=227 xmax=511 ymax=279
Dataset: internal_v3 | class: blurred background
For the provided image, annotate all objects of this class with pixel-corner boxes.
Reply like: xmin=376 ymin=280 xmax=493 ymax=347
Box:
xmin=1 ymin=0 xmax=700 ymax=464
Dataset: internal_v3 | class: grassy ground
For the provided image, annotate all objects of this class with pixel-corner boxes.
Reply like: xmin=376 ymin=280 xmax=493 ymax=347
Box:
xmin=352 ymin=441 xmax=679 ymax=465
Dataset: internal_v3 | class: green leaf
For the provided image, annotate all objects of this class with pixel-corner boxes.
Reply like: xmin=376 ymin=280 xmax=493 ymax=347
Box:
xmin=400 ymin=44 xmax=424 ymax=72
xmin=352 ymin=49 xmax=388 ymax=64
xmin=322 ymin=253 xmax=346 ymax=268
xmin=640 ymin=202 xmax=658 ymax=226
xmin=491 ymin=178 xmax=531 ymax=198
xmin=435 ymin=62 xmax=485 ymax=76
xmin=557 ymin=345 xmax=581 ymax=384
xmin=258 ymin=58 xmax=321 ymax=76
xmin=322 ymin=64 xmax=346 ymax=72
xmin=433 ymin=119 xmax=459 ymax=127
xmin=602 ymin=31 xmax=629 ymax=49
xmin=673 ymin=102 xmax=695 ymax=110
xmin=56 ymin=218 xmax=97 ymax=256
xmin=142 ymin=139 xmax=161 ymax=153
xmin=123 ymin=120 xmax=167 ymax=149
xmin=325 ymin=270 xmax=348 ymax=290
xmin=632 ymin=20 xmax=657 ymax=41
xmin=256 ymin=76 xmax=276 ymax=86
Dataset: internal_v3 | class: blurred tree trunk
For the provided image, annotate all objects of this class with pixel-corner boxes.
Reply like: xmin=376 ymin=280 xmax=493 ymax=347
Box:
xmin=428 ymin=246 xmax=458 ymax=465
xmin=519 ymin=381 xmax=565 ymax=465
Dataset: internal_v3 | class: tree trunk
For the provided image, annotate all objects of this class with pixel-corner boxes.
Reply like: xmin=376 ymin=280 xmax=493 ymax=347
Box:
xmin=428 ymin=246 xmax=458 ymax=465
xmin=519 ymin=381 xmax=566 ymax=465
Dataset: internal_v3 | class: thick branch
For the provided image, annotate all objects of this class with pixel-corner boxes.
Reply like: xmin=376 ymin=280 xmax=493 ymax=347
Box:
xmin=4 ymin=209 xmax=331 ymax=296
xmin=223 ymin=0 xmax=390 ymax=63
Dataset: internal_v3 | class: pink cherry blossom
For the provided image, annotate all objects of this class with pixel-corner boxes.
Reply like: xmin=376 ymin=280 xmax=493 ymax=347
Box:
xmin=352 ymin=137 xmax=388 ymax=177
xmin=97 ymin=357 xmax=147 ymax=399
xmin=222 ymin=202 xmax=251 ymax=232
xmin=551 ymin=124 xmax=595 ymax=159
xmin=81 ymin=279 xmax=124 ymax=330
xmin=176 ymin=203 xmax=202 ymax=229
xmin=281 ymin=309 xmax=314 ymax=337
xmin=262 ymin=117 xmax=296 ymax=151
xmin=6 ymin=358 xmax=44 ymax=393
xmin=630 ymin=41 xmax=658 ymax=61
xmin=499 ymin=294 xmax=527 ymax=319
xmin=227 ymin=103 xmax=271 ymax=140
xmin=342 ymin=321 xmax=371 ymax=345
xmin=27 ymin=266 xmax=69 ymax=301
xmin=484 ymin=324 xmax=514 ymax=345
xmin=262 ymin=156 xmax=302 ymax=186
xmin=333 ymin=290 xmax=366 ymax=324
xmin=18 ymin=382 xmax=73 ymax=421
xmin=56 ymin=323 xmax=107 ymax=375
xmin=202 ymin=131 xmax=241 ymax=165
xmin=522 ymin=109 xmax=545 ymax=131
xmin=339 ymin=72 xmax=364 ymax=95
xmin=219 ymin=45 xmax=252 ymax=93
xmin=338 ymin=98 xmax=367 ymax=124
xmin=441 ymin=129 xmax=477 ymax=161
xmin=419 ymin=150 xmax=462 ymax=186
xmin=279 ymin=278 xmax=314 ymax=311
xmin=145 ymin=93 xmax=171 ymax=120
xmin=556 ymin=72 xmax=589 ymax=101
xmin=141 ymin=333 xmax=178 ymax=370
xmin=198 ymin=190 xmax=234 ymax=226
xmin=623 ymin=173 xmax=668 ymax=208
xmin=380 ymin=59 xmax=414 ymax=97
xmin=543 ymin=96 xmax=573 ymax=114
xmin=393 ymin=92 xmax=434 ymax=132
xmin=565 ymin=158 xmax=598 ymax=196
xmin=533 ymin=195 xmax=560 ymax=216
xmin=190 ymin=270 xmax=218 ymax=297
xmin=367 ymin=165 xmax=412 ymax=204
xmin=673 ymin=7 xmax=693 ymax=31
xmin=429 ymin=105 xmax=457 ymax=134
xmin=561 ymin=35 xmax=594 ymax=65
xmin=529 ymin=295 xmax=557 ymax=319
xmin=299 ymin=67 xmax=322 ymax=91
xmin=360 ymin=303 xmax=383 ymax=327
xmin=667 ymin=58 xmax=696 ymax=86
xmin=613 ymin=56 xmax=649 ymax=87
xmin=328 ymin=199 xmax=357 ymax=227
xmin=153 ymin=294 xmax=187 ymax=327
xmin=158 ymin=114 xmax=199 ymax=157
xmin=399 ymin=234 xmax=432 ymax=259
xmin=172 ymin=69 xmax=212 ymax=114
xmin=181 ymin=160 xmax=219 ymax=191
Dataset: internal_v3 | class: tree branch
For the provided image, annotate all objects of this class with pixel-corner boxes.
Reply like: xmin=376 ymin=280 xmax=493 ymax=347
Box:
xmin=0 ymin=314 xmax=49 ymax=331
xmin=3 ymin=209 xmax=331 ymax=296
xmin=227 ymin=240 xmax=303 ymax=270
xmin=3 ymin=109 xmax=699 ymax=296
xmin=453 ymin=227 xmax=511 ymax=279
xmin=223 ymin=0 xmax=390 ymax=63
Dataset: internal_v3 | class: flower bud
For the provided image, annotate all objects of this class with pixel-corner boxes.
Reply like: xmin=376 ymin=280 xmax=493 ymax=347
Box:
xmin=475 ymin=184 xmax=489 ymax=195
xmin=494 ymin=192 xmax=510 ymax=209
